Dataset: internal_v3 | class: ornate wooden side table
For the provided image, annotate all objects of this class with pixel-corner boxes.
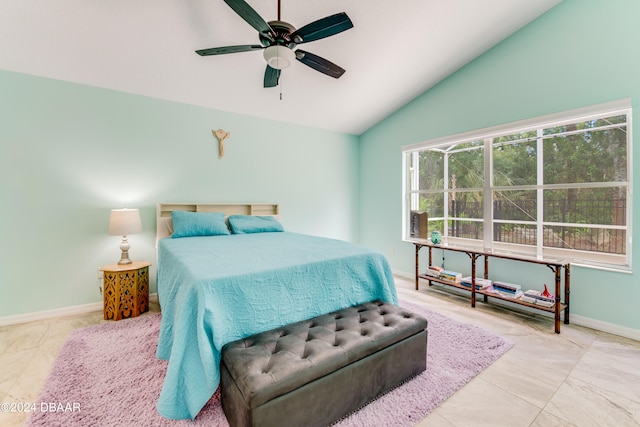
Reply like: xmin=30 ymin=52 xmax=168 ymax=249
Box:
xmin=99 ymin=261 xmax=151 ymax=321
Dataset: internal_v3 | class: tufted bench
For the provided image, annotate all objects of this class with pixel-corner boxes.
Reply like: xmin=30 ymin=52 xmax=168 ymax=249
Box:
xmin=220 ymin=300 xmax=428 ymax=427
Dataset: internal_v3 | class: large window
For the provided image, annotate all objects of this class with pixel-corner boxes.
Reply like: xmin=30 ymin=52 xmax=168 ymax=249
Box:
xmin=403 ymin=101 xmax=632 ymax=270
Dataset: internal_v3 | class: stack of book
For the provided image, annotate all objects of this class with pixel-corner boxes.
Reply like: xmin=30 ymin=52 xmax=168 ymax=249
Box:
xmin=521 ymin=290 xmax=556 ymax=307
xmin=460 ymin=276 xmax=492 ymax=290
xmin=439 ymin=270 xmax=462 ymax=283
xmin=490 ymin=281 xmax=523 ymax=298
xmin=424 ymin=265 xmax=443 ymax=278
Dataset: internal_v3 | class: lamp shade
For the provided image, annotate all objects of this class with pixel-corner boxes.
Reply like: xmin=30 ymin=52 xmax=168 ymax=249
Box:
xmin=108 ymin=208 xmax=142 ymax=236
xmin=263 ymin=45 xmax=295 ymax=70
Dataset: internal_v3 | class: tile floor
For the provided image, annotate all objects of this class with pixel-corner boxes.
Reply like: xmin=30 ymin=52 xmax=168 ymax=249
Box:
xmin=1 ymin=278 xmax=639 ymax=426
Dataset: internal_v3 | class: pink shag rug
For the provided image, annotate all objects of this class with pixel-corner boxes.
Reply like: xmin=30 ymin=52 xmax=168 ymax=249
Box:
xmin=26 ymin=300 xmax=512 ymax=426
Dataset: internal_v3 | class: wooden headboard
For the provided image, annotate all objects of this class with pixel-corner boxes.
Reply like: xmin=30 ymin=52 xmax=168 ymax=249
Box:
xmin=156 ymin=202 xmax=280 ymax=241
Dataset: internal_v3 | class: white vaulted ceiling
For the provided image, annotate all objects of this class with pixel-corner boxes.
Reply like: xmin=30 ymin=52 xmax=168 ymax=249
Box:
xmin=0 ymin=0 xmax=561 ymax=135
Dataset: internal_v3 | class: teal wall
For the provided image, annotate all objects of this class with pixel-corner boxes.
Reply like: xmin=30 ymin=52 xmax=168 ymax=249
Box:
xmin=0 ymin=70 xmax=359 ymax=317
xmin=360 ymin=0 xmax=640 ymax=332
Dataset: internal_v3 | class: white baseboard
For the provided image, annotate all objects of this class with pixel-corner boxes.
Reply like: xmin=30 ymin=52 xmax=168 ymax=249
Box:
xmin=393 ymin=269 xmax=640 ymax=342
xmin=569 ymin=313 xmax=640 ymax=342
xmin=0 ymin=293 xmax=159 ymax=327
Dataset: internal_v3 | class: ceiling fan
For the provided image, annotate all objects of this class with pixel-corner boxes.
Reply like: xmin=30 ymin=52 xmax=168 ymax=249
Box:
xmin=196 ymin=0 xmax=353 ymax=88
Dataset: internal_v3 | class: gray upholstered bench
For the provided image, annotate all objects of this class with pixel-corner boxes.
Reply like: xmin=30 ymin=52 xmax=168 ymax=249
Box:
xmin=220 ymin=300 xmax=428 ymax=427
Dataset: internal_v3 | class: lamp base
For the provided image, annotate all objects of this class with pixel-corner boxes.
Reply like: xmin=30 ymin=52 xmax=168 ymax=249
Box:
xmin=118 ymin=255 xmax=133 ymax=265
xmin=118 ymin=235 xmax=133 ymax=265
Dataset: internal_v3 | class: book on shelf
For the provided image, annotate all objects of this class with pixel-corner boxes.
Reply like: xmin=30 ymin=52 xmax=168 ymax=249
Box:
xmin=520 ymin=294 xmax=555 ymax=307
xmin=522 ymin=289 xmax=556 ymax=305
xmin=486 ymin=285 xmax=523 ymax=299
xmin=424 ymin=268 xmax=440 ymax=279
xmin=423 ymin=265 xmax=444 ymax=278
xmin=460 ymin=276 xmax=492 ymax=290
xmin=492 ymin=281 xmax=522 ymax=294
xmin=524 ymin=289 xmax=555 ymax=302
xmin=438 ymin=270 xmax=462 ymax=283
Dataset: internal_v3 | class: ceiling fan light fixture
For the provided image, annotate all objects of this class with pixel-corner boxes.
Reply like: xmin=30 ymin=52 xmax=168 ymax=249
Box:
xmin=263 ymin=45 xmax=295 ymax=69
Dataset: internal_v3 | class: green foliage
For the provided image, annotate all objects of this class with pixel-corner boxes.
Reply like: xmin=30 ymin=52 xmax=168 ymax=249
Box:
xmin=543 ymin=116 xmax=627 ymax=187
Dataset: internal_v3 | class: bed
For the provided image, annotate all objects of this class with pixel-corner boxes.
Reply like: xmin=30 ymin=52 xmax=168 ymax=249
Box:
xmin=154 ymin=203 xmax=398 ymax=420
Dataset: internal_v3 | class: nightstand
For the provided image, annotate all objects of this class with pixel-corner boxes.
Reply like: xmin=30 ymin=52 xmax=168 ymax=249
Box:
xmin=99 ymin=261 xmax=151 ymax=321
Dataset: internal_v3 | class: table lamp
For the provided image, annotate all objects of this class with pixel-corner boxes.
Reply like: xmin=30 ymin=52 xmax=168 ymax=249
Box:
xmin=108 ymin=208 xmax=142 ymax=265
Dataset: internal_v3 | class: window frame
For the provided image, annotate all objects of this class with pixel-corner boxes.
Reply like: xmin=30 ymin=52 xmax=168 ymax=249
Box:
xmin=402 ymin=99 xmax=633 ymax=272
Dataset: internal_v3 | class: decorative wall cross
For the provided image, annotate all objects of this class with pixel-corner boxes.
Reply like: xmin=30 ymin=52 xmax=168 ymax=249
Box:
xmin=212 ymin=129 xmax=231 ymax=158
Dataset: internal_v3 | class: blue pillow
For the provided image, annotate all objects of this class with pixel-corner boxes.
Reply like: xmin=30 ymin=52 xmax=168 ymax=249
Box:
xmin=228 ymin=215 xmax=284 ymax=234
xmin=171 ymin=211 xmax=230 ymax=238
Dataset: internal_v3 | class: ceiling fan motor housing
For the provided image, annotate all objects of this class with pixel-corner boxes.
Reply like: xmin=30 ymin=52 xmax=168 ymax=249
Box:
xmin=260 ymin=21 xmax=297 ymax=48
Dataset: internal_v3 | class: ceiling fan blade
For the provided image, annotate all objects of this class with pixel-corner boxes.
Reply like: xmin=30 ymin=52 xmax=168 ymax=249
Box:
xmin=295 ymin=50 xmax=345 ymax=79
xmin=291 ymin=12 xmax=353 ymax=44
xmin=196 ymin=45 xmax=264 ymax=56
xmin=224 ymin=0 xmax=273 ymax=39
xmin=264 ymin=65 xmax=281 ymax=88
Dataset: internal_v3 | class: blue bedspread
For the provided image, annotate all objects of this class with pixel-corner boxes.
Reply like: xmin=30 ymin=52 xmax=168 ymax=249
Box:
xmin=155 ymin=232 xmax=397 ymax=420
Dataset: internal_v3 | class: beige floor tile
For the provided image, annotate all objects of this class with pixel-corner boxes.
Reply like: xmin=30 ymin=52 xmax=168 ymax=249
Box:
xmin=570 ymin=335 xmax=640 ymax=402
xmin=480 ymin=351 xmax=566 ymax=409
xmin=0 ymin=410 xmax=26 ymax=427
xmin=0 ymin=351 xmax=33 ymax=385
xmin=530 ymin=409 xmax=576 ymax=426
xmin=431 ymin=377 xmax=542 ymax=426
xmin=414 ymin=410 xmax=455 ymax=426
xmin=0 ymin=378 xmax=11 ymax=402
xmin=544 ymin=378 xmax=640 ymax=426
xmin=20 ymin=346 xmax=59 ymax=385
xmin=501 ymin=333 xmax=588 ymax=377
xmin=0 ymin=331 xmax=8 ymax=354
xmin=4 ymin=374 xmax=46 ymax=404
xmin=3 ymin=322 xmax=50 ymax=353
